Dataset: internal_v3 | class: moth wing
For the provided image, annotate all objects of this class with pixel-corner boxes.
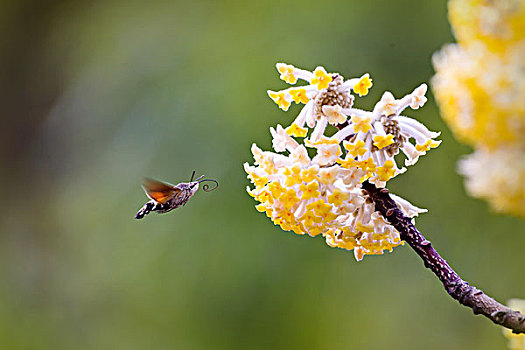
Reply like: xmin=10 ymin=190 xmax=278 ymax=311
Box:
xmin=141 ymin=178 xmax=181 ymax=204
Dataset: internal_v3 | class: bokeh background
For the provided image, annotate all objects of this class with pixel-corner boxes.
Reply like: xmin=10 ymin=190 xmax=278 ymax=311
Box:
xmin=1 ymin=0 xmax=524 ymax=349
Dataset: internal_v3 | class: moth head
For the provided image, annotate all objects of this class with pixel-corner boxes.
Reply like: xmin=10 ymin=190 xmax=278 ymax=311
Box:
xmin=189 ymin=170 xmax=219 ymax=192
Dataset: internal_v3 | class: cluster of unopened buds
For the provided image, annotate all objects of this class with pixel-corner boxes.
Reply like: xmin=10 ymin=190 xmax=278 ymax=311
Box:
xmin=244 ymin=63 xmax=441 ymax=261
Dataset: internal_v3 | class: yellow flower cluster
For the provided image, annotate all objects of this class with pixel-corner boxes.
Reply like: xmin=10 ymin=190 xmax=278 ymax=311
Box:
xmin=432 ymin=0 xmax=525 ymax=218
xmin=245 ymin=63 xmax=440 ymax=261
xmin=449 ymin=0 xmax=525 ymax=55
xmin=503 ymin=299 xmax=525 ymax=349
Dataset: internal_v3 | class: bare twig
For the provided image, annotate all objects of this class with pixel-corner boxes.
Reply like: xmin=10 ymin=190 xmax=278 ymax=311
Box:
xmin=362 ymin=180 xmax=525 ymax=334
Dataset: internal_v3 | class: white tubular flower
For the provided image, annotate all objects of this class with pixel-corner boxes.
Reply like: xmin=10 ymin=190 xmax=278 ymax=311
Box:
xmin=375 ymin=91 xmax=399 ymax=117
xmin=390 ymin=194 xmax=428 ymax=217
xmin=289 ymin=145 xmax=311 ymax=167
xmin=322 ymin=105 xmax=347 ymax=125
xmin=270 ymin=124 xmax=298 ymax=153
xmin=246 ymin=63 xmax=441 ymax=261
xmin=312 ymin=143 xmax=342 ymax=166
xmin=410 ymin=83 xmax=428 ymax=109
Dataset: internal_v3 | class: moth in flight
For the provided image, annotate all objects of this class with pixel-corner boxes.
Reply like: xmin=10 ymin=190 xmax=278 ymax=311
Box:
xmin=135 ymin=171 xmax=218 ymax=219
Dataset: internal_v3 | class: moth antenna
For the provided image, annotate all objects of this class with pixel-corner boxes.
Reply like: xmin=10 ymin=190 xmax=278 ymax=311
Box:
xmin=198 ymin=178 xmax=219 ymax=192
xmin=190 ymin=170 xmax=196 ymax=182
xmin=194 ymin=174 xmax=205 ymax=182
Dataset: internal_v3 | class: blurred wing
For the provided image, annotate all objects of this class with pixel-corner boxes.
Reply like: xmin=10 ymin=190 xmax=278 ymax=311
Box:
xmin=141 ymin=178 xmax=181 ymax=204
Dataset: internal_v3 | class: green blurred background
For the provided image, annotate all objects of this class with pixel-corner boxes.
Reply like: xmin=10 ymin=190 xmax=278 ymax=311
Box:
xmin=1 ymin=0 xmax=524 ymax=349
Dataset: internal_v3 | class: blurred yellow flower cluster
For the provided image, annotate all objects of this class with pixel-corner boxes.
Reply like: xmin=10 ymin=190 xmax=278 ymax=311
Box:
xmin=432 ymin=0 xmax=525 ymax=218
xmin=503 ymin=299 xmax=525 ymax=349
xmin=245 ymin=63 xmax=441 ymax=260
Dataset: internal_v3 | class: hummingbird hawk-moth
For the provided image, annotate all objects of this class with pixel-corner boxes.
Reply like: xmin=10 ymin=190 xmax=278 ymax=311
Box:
xmin=135 ymin=171 xmax=218 ymax=219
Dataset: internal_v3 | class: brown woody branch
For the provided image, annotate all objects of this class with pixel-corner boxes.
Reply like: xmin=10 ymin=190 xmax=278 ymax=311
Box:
xmin=362 ymin=180 xmax=525 ymax=334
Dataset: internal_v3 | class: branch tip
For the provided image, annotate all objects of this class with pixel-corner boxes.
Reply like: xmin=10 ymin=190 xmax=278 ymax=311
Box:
xmin=362 ymin=180 xmax=525 ymax=334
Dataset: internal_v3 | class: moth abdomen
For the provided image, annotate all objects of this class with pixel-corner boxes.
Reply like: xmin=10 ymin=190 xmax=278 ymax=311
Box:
xmin=154 ymin=201 xmax=178 ymax=213
xmin=135 ymin=201 xmax=155 ymax=219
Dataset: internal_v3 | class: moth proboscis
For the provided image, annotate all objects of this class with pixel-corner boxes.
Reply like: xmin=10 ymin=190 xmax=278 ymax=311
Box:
xmin=135 ymin=171 xmax=218 ymax=219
